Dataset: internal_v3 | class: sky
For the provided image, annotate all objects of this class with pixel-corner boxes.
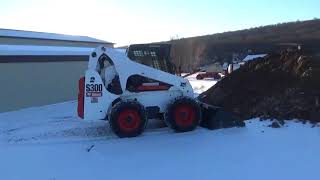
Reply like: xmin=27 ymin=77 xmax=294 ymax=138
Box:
xmin=0 ymin=0 xmax=319 ymax=46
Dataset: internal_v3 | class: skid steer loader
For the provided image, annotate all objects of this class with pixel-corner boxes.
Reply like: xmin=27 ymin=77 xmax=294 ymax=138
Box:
xmin=77 ymin=46 xmax=244 ymax=138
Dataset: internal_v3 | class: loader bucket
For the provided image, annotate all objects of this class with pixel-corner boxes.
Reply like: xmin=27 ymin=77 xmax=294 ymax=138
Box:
xmin=199 ymin=103 xmax=245 ymax=130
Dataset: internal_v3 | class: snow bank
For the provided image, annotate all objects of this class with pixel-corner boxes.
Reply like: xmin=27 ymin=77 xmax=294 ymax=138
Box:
xmin=185 ymin=73 xmax=217 ymax=96
xmin=242 ymin=54 xmax=267 ymax=62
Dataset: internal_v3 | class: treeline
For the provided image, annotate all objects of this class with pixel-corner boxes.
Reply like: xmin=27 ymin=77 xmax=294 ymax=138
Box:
xmin=169 ymin=19 xmax=320 ymax=72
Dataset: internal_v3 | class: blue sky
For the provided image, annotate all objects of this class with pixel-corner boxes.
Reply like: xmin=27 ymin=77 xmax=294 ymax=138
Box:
xmin=0 ymin=0 xmax=319 ymax=46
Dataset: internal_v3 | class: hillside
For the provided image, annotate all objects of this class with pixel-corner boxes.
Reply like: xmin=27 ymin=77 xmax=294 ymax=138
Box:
xmin=169 ymin=19 xmax=320 ymax=72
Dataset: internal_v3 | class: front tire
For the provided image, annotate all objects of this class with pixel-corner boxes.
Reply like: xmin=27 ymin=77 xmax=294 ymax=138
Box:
xmin=165 ymin=97 xmax=201 ymax=132
xmin=109 ymin=101 xmax=147 ymax=138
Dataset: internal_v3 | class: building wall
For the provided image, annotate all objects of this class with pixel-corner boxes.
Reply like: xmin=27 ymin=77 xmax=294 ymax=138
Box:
xmin=0 ymin=61 xmax=88 ymax=112
xmin=0 ymin=37 xmax=113 ymax=48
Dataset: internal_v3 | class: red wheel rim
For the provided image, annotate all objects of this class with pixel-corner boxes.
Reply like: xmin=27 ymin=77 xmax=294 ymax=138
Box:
xmin=174 ymin=105 xmax=195 ymax=127
xmin=118 ymin=109 xmax=141 ymax=132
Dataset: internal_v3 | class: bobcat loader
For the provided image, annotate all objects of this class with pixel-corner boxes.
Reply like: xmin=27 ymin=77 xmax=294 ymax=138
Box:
xmin=78 ymin=46 xmax=243 ymax=138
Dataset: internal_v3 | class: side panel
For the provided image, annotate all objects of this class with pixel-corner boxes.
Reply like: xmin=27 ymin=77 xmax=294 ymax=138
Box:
xmin=121 ymin=90 xmax=183 ymax=112
xmin=116 ymin=59 xmax=194 ymax=97
xmin=83 ymin=70 xmax=119 ymax=120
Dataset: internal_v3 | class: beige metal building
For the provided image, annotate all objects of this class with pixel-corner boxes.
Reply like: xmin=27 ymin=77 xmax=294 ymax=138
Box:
xmin=0 ymin=29 xmax=113 ymax=112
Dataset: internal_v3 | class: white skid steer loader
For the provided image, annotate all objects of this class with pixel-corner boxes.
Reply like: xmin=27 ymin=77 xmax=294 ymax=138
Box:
xmin=78 ymin=46 xmax=244 ymax=138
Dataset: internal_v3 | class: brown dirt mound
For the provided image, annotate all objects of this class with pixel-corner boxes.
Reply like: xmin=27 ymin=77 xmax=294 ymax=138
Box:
xmin=199 ymin=50 xmax=320 ymax=122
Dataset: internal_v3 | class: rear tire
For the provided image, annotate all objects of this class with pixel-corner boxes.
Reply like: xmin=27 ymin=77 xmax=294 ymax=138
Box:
xmin=165 ymin=97 xmax=201 ymax=132
xmin=109 ymin=101 xmax=147 ymax=138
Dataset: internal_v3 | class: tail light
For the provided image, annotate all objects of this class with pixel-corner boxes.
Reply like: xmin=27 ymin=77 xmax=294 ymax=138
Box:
xmin=77 ymin=77 xmax=85 ymax=119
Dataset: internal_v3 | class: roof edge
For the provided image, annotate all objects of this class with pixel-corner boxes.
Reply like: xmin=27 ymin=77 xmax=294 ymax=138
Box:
xmin=0 ymin=28 xmax=114 ymax=44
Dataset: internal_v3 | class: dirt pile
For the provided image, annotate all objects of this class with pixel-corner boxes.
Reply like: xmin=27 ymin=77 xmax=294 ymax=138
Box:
xmin=199 ymin=49 xmax=320 ymax=122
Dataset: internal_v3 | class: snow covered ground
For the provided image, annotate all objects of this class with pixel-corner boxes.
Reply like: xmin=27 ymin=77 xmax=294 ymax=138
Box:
xmin=0 ymin=78 xmax=319 ymax=180
xmin=185 ymin=73 xmax=217 ymax=96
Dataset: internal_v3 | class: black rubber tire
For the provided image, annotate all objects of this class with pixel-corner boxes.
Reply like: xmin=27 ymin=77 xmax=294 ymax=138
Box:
xmin=165 ymin=97 xmax=201 ymax=132
xmin=109 ymin=101 xmax=147 ymax=138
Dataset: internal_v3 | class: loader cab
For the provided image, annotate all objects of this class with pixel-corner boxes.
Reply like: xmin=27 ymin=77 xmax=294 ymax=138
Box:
xmin=96 ymin=53 xmax=122 ymax=95
xmin=126 ymin=44 xmax=176 ymax=74
xmin=94 ymin=50 xmax=173 ymax=96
